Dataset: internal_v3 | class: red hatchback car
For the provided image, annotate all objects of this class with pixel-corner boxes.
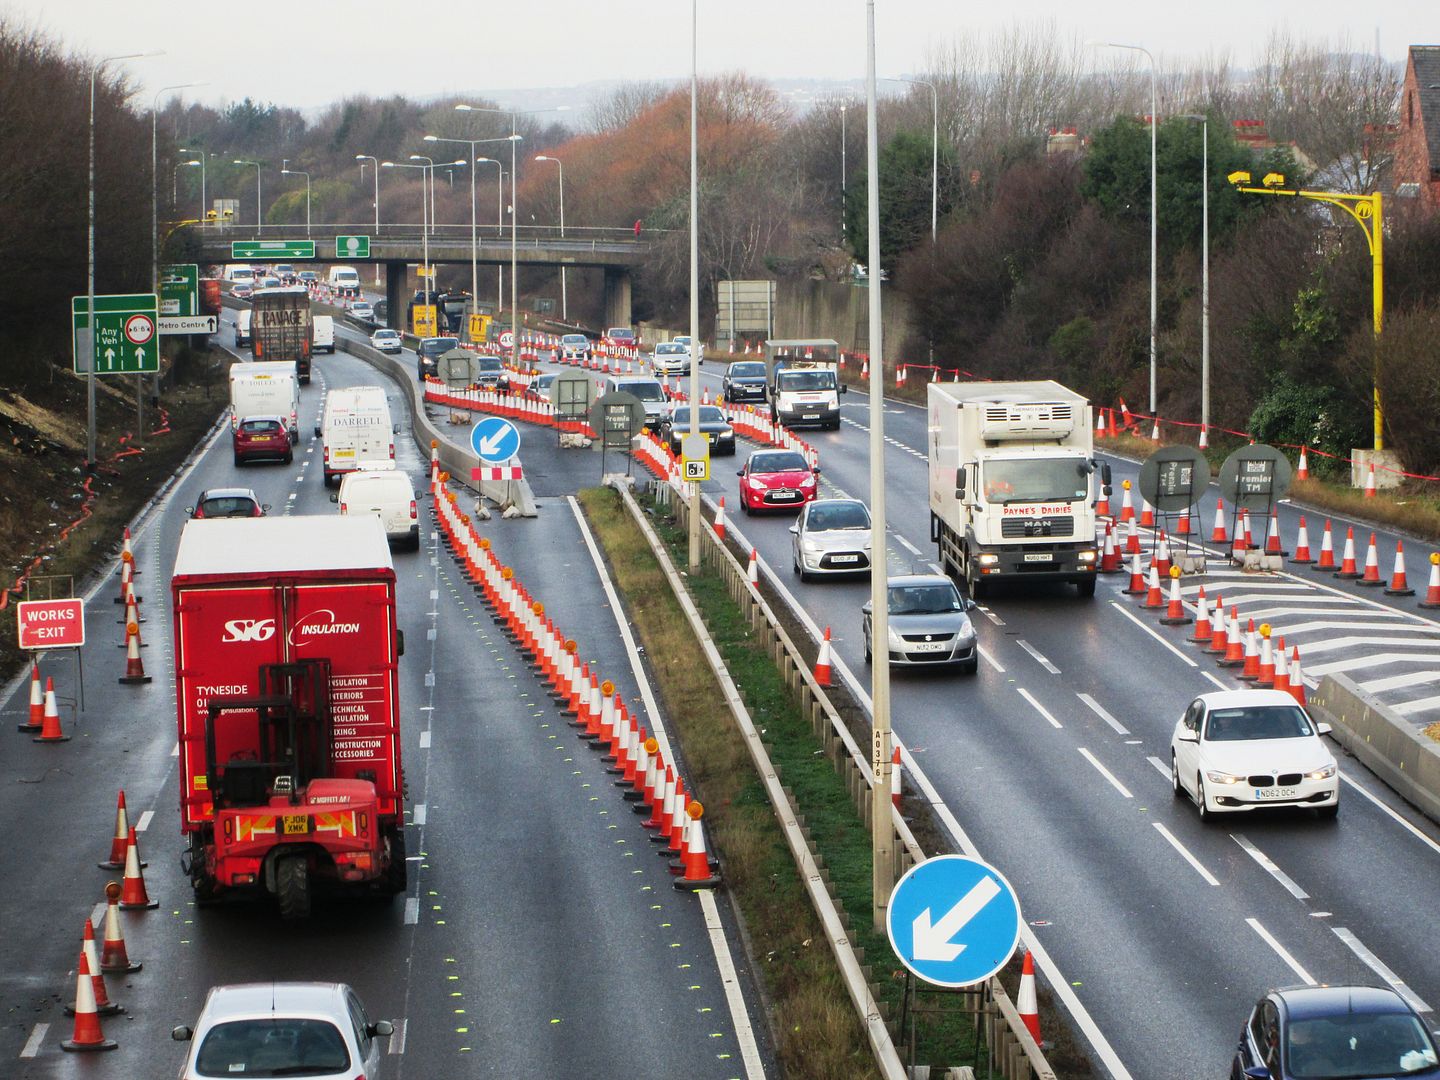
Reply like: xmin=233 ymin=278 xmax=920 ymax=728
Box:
xmin=737 ymin=449 xmax=819 ymax=513
xmin=233 ymin=415 xmax=293 ymax=466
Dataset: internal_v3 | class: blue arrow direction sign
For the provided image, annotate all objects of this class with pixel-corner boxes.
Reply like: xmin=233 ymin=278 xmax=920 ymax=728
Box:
xmin=886 ymin=855 xmax=1021 ymax=988
xmin=471 ymin=416 xmax=521 ymax=463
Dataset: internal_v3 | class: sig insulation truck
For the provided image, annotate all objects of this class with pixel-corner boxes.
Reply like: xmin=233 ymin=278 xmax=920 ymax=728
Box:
xmin=172 ymin=516 xmax=406 ymax=919
xmin=928 ymin=380 xmax=1109 ymax=600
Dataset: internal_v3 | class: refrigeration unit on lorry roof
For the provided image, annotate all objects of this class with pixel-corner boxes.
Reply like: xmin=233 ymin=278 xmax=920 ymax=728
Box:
xmin=171 ymin=515 xmax=406 ymax=918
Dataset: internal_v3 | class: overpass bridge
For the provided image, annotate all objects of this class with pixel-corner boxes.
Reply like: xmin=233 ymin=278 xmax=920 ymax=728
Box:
xmin=182 ymin=222 xmax=653 ymax=328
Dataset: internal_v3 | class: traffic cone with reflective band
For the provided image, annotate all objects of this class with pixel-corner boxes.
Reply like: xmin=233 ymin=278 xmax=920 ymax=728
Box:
xmin=814 ymin=627 xmax=833 ymax=687
xmin=747 ymin=548 xmax=759 ymax=586
xmin=1314 ymin=520 xmax=1337 ymax=570
xmin=1265 ymin=509 xmax=1286 ymax=556
xmin=621 ymin=728 xmax=648 ymax=795
xmin=1211 ymin=499 xmax=1229 ymax=543
xmin=713 ymin=497 xmax=726 ymax=540
xmin=1198 ymin=424 xmax=1209 ymax=450
xmin=665 ymin=779 xmax=690 ymax=856
xmin=100 ymin=791 xmax=132 ymax=870
xmin=1154 ymin=531 xmax=1172 ymax=577
xmin=1118 ymin=481 xmax=1135 ymax=523
xmin=674 ymin=803 xmax=721 ymax=890
xmin=60 ymin=952 xmax=116 ymax=1053
xmin=1099 ymin=524 xmax=1121 ymax=573
xmin=648 ymin=767 xmax=675 ymax=836
xmin=586 ymin=679 xmax=614 ymax=745
xmin=120 ymin=527 xmax=139 ymax=576
xmin=1334 ymin=527 xmax=1360 ymax=579
xmin=1364 ymin=463 xmax=1377 ymax=498
xmin=1150 ymin=417 xmax=1161 ymax=441
xmin=584 ymin=674 xmax=606 ymax=742
xmin=1160 ymin=569 xmax=1191 ymax=625
xmin=118 ymin=620 xmax=151 ymax=684
xmin=1219 ymin=611 xmax=1245 ymax=667
xmin=1123 ymin=551 xmax=1147 ymax=595
xmin=1106 ymin=408 xmax=1118 ymax=438
xmin=1257 ymin=628 xmax=1276 ymax=687
xmin=1273 ymin=638 xmax=1290 ymax=696
xmin=1238 ymin=620 xmax=1261 ymax=681
xmin=1242 ymin=509 xmax=1256 ymax=551
xmin=20 ymin=660 xmax=42 ymax=732
xmin=1296 ymin=446 xmax=1310 ymax=481
xmin=1207 ymin=598 xmax=1229 ymax=653
xmin=1017 ymin=950 xmax=1042 ymax=1047
xmin=1421 ymin=554 xmax=1440 ymax=609
xmin=35 ymin=677 xmax=69 ymax=743
xmin=1356 ymin=533 xmax=1383 ymax=587
xmin=1386 ymin=541 xmax=1415 ymax=596
xmin=1289 ymin=647 xmax=1307 ymax=704
xmin=1191 ymin=588 xmax=1211 ymax=642
xmin=69 ymin=919 xmax=120 ymax=1017
xmin=1095 ymin=411 xmax=1105 ymax=437
xmin=1142 ymin=566 xmax=1164 ymax=609
xmin=1124 ymin=518 xmax=1141 ymax=556
xmin=1096 ymin=483 xmax=1110 ymax=518
xmin=1175 ymin=507 xmax=1191 ymax=536
xmin=1290 ymin=517 xmax=1314 ymax=564
xmin=100 ymin=881 xmax=140 ymax=973
xmin=114 ymin=555 xmax=132 ymax=605
xmin=891 ymin=745 xmax=903 ymax=809
xmin=1139 ymin=496 xmax=1155 ymax=529
xmin=118 ymin=828 xmax=157 ymax=909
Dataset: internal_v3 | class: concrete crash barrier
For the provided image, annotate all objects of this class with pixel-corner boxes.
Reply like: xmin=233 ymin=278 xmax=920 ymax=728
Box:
xmin=1309 ymin=674 xmax=1440 ymax=826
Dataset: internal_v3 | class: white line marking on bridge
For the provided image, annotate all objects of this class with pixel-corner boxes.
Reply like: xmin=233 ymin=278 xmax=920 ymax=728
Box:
xmin=1331 ymin=928 xmax=1431 ymax=1012
xmin=1153 ymin=823 xmax=1220 ymax=886
xmin=1247 ymin=918 xmax=1315 ymax=984
xmin=1358 ymin=670 xmax=1440 ymax=695
xmin=1339 ymin=774 xmax=1440 ymax=858
xmin=1078 ymin=748 xmax=1133 ymax=798
xmin=403 ymin=898 xmax=419 ymax=925
xmin=978 ymin=645 xmax=1004 ymax=673
xmin=1017 ymin=688 xmax=1062 ymax=729
xmin=700 ymin=889 xmax=767 ymax=1079
xmin=1078 ymin=693 xmax=1129 ymax=735
xmin=1231 ymin=834 xmax=1309 ymax=900
xmin=1393 ymin=695 xmax=1440 ymax=715
xmin=1146 ymin=755 xmax=1171 ymax=780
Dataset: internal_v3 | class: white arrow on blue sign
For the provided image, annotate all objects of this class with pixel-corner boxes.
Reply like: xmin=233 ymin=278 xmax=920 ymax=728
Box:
xmin=471 ymin=416 xmax=522 ymax=463
xmin=886 ymin=854 xmax=1021 ymax=988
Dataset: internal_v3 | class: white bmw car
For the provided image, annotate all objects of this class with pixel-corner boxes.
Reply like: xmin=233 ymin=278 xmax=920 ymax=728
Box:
xmin=1171 ymin=689 xmax=1339 ymax=820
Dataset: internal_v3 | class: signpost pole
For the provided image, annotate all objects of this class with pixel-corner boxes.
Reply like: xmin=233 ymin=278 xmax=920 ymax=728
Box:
xmin=687 ymin=0 xmax=702 ymax=573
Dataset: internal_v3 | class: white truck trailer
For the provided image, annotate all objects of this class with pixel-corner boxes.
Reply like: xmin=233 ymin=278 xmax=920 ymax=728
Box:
xmin=927 ymin=380 xmax=1109 ymax=599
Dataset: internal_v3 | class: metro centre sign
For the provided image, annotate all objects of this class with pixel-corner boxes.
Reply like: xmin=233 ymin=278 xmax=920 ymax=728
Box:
xmin=16 ymin=598 xmax=86 ymax=649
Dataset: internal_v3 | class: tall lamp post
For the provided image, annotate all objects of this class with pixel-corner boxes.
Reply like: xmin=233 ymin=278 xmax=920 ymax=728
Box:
xmin=355 ymin=153 xmax=381 ymax=285
xmin=839 ymin=102 xmax=848 ymax=239
xmin=180 ymin=147 xmax=208 ymax=220
xmin=148 ymin=80 xmax=201 ymax=436
xmin=280 ymin=166 xmax=311 ymax=234
xmin=475 ymin=158 xmax=506 ymax=318
xmin=687 ymin=0 xmax=701 ymax=571
xmin=1090 ymin=40 xmax=1158 ymax=413
xmin=233 ymin=158 xmax=263 ymax=229
xmin=1178 ymin=114 xmax=1210 ymax=442
xmin=88 ymin=49 xmax=162 ymax=469
xmin=885 ymin=76 xmax=938 ymax=241
xmin=383 ymin=160 xmax=432 ymax=326
xmin=534 ymin=154 xmax=567 ymax=320
xmin=408 ymin=155 xmax=435 ymax=241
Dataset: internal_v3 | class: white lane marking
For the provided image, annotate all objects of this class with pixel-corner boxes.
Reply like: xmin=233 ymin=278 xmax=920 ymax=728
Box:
xmin=1247 ymin=918 xmax=1315 ymax=984
xmin=403 ymin=897 xmax=419 ymax=925
xmin=1363 ymin=670 xmax=1440 ymax=694
xmin=1146 ymin=754 xmax=1171 ymax=780
xmin=894 ymin=533 xmax=921 ymax=556
xmin=429 ymin=589 xmax=439 ymax=601
xmin=136 ymin=810 xmax=154 ymax=833
xmin=1308 ymin=652 xmax=1440 ymax=678
xmin=1303 ymin=636 xmax=1440 ymax=657
xmin=978 ymin=644 xmax=1005 ymax=673
xmin=1078 ymin=693 xmax=1129 ymax=736
xmin=699 ymin=889 xmax=767 ymax=1079
xmin=19 ymin=1023 xmax=47 ymax=1058
xmin=1152 ymin=823 xmax=1220 ymax=886
xmin=1078 ymin=747 xmax=1133 ymax=798
xmin=91 ymin=901 xmax=107 ymax=929
xmin=171 ymin=741 xmax=180 ymax=758
xmin=1339 ymin=774 xmax=1440 ymax=859
xmin=1109 ymin=601 xmax=1199 ymax=668
xmin=412 ymin=804 xmax=427 ymax=826
xmin=1016 ymin=688 xmax=1062 ymax=729
xmin=928 ymin=562 xmax=944 ymax=574
xmin=1391 ymin=694 xmax=1440 ymax=716
xmin=1331 ymin=927 xmax=1431 ymax=1013
xmin=1016 ymin=639 xmax=1060 ymax=674
xmin=1231 ymin=834 xmax=1310 ymax=900
xmin=978 ymin=605 xmax=1005 ymax=626
xmin=418 ymin=730 xmax=431 ymax=749
xmin=1202 ymin=671 xmax=1232 ymax=691
xmin=388 ymin=1017 xmax=407 ymax=1054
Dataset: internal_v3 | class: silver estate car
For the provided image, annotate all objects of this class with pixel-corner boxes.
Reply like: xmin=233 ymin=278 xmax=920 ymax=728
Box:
xmin=863 ymin=574 xmax=978 ymax=674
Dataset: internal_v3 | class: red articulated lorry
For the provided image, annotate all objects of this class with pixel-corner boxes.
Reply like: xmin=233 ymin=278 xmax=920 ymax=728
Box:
xmin=172 ymin=515 xmax=406 ymax=919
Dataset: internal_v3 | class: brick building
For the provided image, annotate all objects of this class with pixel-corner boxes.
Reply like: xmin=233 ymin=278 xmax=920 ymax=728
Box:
xmin=1393 ymin=46 xmax=1440 ymax=209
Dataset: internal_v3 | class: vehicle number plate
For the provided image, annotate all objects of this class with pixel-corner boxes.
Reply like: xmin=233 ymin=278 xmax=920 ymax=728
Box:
xmin=769 ymin=491 xmax=798 ymax=501
xmin=282 ymin=814 xmax=310 ymax=835
xmin=1254 ymin=787 xmax=1296 ymax=801
xmin=830 ymin=555 xmax=860 ymax=564
xmin=1024 ymin=553 xmax=1053 ymax=563
xmin=909 ymin=641 xmax=949 ymax=653
xmin=803 ymin=413 xmax=819 ymax=420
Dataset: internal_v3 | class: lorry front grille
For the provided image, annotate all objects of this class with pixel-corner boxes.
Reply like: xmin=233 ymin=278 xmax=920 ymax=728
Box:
xmin=1000 ymin=516 xmax=1074 ymax=538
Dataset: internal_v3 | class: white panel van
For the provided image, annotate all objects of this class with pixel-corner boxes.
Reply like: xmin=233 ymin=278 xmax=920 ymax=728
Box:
xmin=316 ymin=386 xmax=394 ymax=486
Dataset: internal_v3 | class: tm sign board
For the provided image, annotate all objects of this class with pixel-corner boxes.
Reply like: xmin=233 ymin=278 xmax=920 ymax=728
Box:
xmin=72 ymin=293 xmax=159 ymax=374
xmin=17 ymin=598 xmax=85 ymax=649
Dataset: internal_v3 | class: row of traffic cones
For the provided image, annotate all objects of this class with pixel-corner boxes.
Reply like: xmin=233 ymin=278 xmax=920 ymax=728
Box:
xmin=429 ymin=446 xmax=721 ymax=890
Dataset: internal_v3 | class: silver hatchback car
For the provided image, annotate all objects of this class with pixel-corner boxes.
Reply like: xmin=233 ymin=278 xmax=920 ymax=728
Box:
xmin=863 ymin=574 xmax=979 ymax=674
xmin=790 ymin=498 xmax=872 ymax=579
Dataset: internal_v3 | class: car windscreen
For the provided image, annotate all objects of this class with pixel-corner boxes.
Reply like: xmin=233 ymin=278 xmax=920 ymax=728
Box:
xmin=198 ymin=497 xmax=256 ymax=517
xmin=775 ymin=369 xmax=836 ymax=391
xmin=751 ymin=452 xmax=808 ymax=473
xmin=239 ymin=420 xmax=282 ymax=435
xmin=889 ymin=584 xmax=962 ymax=615
xmin=1204 ymin=705 xmax=1315 ymax=742
xmin=808 ymin=503 xmax=869 ymax=530
xmin=422 ymin=338 xmax=458 ymax=355
xmin=562 ymin=335 xmax=587 ymax=345
xmin=671 ymin=407 xmax=726 ymax=425
xmin=195 ymin=1018 xmax=350 ymax=1076
xmin=656 ymin=344 xmax=684 ymax=354
xmin=374 ymin=331 xmax=399 ymax=340
xmin=476 ymin=357 xmax=504 ymax=372
xmin=1285 ymin=1013 xmax=1438 ymax=1078
xmin=622 ymin=382 xmax=664 ymax=402
xmin=729 ymin=363 xmax=766 ymax=378
xmin=980 ymin=459 xmax=1090 ymax=503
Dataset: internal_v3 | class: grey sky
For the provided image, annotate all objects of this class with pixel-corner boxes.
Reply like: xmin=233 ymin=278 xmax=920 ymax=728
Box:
xmin=5 ymin=0 xmax=1433 ymax=113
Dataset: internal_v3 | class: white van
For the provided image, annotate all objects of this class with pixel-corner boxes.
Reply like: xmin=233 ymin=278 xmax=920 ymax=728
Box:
xmin=334 ymin=465 xmax=420 ymax=550
xmin=312 ymin=314 xmax=335 ymax=354
xmin=327 ymin=266 xmax=361 ymax=291
xmin=230 ymin=361 xmax=300 ymax=442
xmin=234 ymin=308 xmax=252 ymax=347
xmin=316 ymin=386 xmax=394 ymax=486
xmin=224 ymin=264 xmax=257 ymax=285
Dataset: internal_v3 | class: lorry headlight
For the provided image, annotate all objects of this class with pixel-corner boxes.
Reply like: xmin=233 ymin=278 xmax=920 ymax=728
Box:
xmin=1078 ymin=549 xmax=1097 ymax=563
xmin=978 ymin=553 xmax=1000 ymax=566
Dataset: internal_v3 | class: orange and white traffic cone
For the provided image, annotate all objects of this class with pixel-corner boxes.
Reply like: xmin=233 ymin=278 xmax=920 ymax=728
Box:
xmin=1241 ymin=510 xmax=1256 ymax=552
xmin=1096 ymin=482 xmax=1111 ymax=518
xmin=673 ymin=803 xmax=721 ymax=891
xmin=1334 ymin=527 xmax=1360 ymax=579
xmin=1118 ymin=481 xmax=1135 ymax=523
xmin=1150 ymin=417 xmax=1161 ymax=441
xmin=19 ymin=660 xmax=43 ymax=732
xmin=1421 ymin=554 xmax=1440 ymax=609
xmin=118 ymin=620 xmax=151 ymax=684
xmin=100 ymin=791 xmax=132 ymax=870
xmin=1238 ymin=620 xmax=1261 ymax=681
xmin=1124 ymin=518 xmax=1141 ymax=556
xmin=1264 ymin=509 xmax=1286 ymax=556
xmin=114 ymin=554 xmax=133 ymax=605
xmin=1095 ymin=411 xmax=1105 ymax=437
xmin=647 ymin=767 xmax=675 ymax=835
xmin=1211 ymin=499 xmax=1229 ymax=544
xmin=1288 ymin=647 xmax=1306 ymax=705
xmin=747 ymin=548 xmax=759 ymax=587
xmin=1139 ymin=496 xmax=1155 ymax=529
xmin=1296 ymin=446 xmax=1310 ymax=481
xmin=1385 ymin=541 xmax=1415 ymax=597
xmin=1364 ymin=463 xmax=1377 ymax=498
xmin=1123 ymin=551 xmax=1147 ymax=595
xmin=1099 ymin=524 xmax=1121 ymax=573
xmin=1207 ymin=598 xmax=1229 ymax=654
xmin=1198 ymin=424 xmax=1209 ymax=450
xmin=1191 ymin=588 xmax=1211 ymax=642
xmin=1314 ymin=520 xmax=1337 ymax=571
xmin=1017 ymin=950 xmax=1042 ymax=1047
xmin=714 ymin=497 xmax=726 ymax=540
xmin=34 ymin=677 xmax=70 ymax=743
xmin=60 ymin=952 xmax=116 ymax=1053
xmin=1356 ymin=533 xmax=1383 ymax=587
xmin=1257 ymin=629 xmax=1276 ymax=687
xmin=1175 ymin=508 xmax=1191 ymax=536
xmin=1154 ymin=531 xmax=1172 ymax=577
xmin=1160 ymin=570 xmax=1191 ymax=625
xmin=1272 ymin=637 xmax=1290 ymax=696
xmin=1219 ymin=611 xmax=1245 ymax=667
xmin=814 ymin=627 xmax=833 ymax=687
xmin=118 ymin=827 xmax=157 ymax=910
xmin=68 ymin=919 xmax=121 ymax=1017
xmin=100 ymin=881 xmax=140 ymax=973
xmin=891 ymin=745 xmax=903 ymax=809
xmin=1143 ymin=566 xmax=1164 ymax=609
xmin=1290 ymin=517 xmax=1313 ymax=564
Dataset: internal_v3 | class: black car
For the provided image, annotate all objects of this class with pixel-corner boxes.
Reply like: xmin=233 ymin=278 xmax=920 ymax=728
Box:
xmin=417 ymin=336 xmax=459 ymax=379
xmin=723 ymin=360 xmax=769 ymax=403
xmin=661 ymin=405 xmax=736 ymax=456
xmin=472 ymin=355 xmax=510 ymax=391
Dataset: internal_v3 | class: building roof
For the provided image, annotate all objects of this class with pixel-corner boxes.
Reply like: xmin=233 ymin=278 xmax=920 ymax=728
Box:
xmin=1412 ymin=46 xmax=1440 ymax=172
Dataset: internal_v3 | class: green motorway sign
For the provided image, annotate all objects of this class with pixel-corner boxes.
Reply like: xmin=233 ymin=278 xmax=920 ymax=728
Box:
xmin=230 ymin=239 xmax=316 ymax=260
xmin=72 ymin=293 xmax=159 ymax=374
xmin=335 ymin=235 xmax=371 ymax=259
xmin=160 ymin=263 xmax=198 ymax=317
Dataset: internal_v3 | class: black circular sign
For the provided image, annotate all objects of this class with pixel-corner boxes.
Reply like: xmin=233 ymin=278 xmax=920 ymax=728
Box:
xmin=1138 ymin=446 xmax=1212 ymax=513
xmin=1218 ymin=444 xmax=1293 ymax=512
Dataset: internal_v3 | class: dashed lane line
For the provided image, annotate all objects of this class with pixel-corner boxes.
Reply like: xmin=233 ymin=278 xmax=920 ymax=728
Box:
xmin=1078 ymin=693 xmax=1129 ymax=736
xmin=1331 ymin=928 xmax=1431 ymax=1013
xmin=1078 ymin=748 xmax=1133 ymax=799
xmin=1109 ymin=601 xmax=1199 ymax=668
xmin=1231 ymin=835 xmax=1309 ymax=900
xmin=1247 ymin=918 xmax=1315 ymax=984
xmin=1152 ymin=823 xmax=1220 ymax=887
xmin=1016 ymin=688 xmax=1062 ymax=730
xmin=1016 ymin=639 xmax=1060 ymax=674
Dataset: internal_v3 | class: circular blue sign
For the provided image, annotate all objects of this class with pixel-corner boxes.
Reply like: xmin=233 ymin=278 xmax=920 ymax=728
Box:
xmin=886 ymin=854 xmax=1022 ymax=987
xmin=471 ymin=416 xmax=521 ymax=463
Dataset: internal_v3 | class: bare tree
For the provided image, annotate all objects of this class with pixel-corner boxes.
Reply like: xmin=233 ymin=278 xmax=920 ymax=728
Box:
xmin=584 ymin=80 xmax=670 ymax=135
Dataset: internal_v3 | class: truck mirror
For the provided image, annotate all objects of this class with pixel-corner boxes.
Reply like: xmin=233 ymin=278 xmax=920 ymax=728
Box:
xmin=172 ymin=1026 xmax=193 ymax=1042
xmin=1101 ymin=463 xmax=1112 ymax=486
xmin=396 ymin=630 xmax=405 ymax=657
xmin=839 ymin=383 xmax=848 ymax=394
xmin=330 ymin=494 xmax=338 ymax=503
xmin=954 ymin=468 xmax=965 ymax=498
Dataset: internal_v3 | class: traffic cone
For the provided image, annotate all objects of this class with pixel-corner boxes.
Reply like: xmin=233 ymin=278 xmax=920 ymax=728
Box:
xmin=648 ymin=768 xmax=675 ymax=835
xmin=1191 ymin=588 xmax=1211 ymax=642
xmin=1143 ymin=566 xmax=1164 ymax=609
xmin=1118 ymin=481 xmax=1135 ymax=523
xmin=1219 ymin=611 xmax=1245 ymax=667
xmin=68 ymin=919 xmax=120 ymax=1017
xmin=60 ymin=952 xmax=116 ymax=1053
xmin=118 ymin=827 xmax=158 ymax=909
xmin=1123 ymin=551 xmax=1146 ymax=595
xmin=1296 ymin=446 xmax=1310 ymax=481
xmin=673 ymin=804 xmax=721 ymax=891
xmin=1356 ymin=533 xmax=1383 ymax=587
xmin=1264 ymin=509 xmax=1286 ymax=556
xmin=1273 ymin=637 xmax=1290 ymax=696
xmin=1241 ymin=509 xmax=1256 ymax=551
xmin=1106 ymin=408 xmax=1118 ymax=438
xmin=1150 ymin=417 xmax=1161 ymax=441
xmin=20 ymin=660 xmax=43 ymax=732
xmin=100 ymin=791 xmax=133 ymax=870
xmin=1160 ymin=570 xmax=1191 ymax=625
xmin=1314 ymin=520 xmax=1337 ymax=571
xmin=120 ymin=526 xmax=139 ymax=576
xmin=665 ymin=780 xmax=690 ymax=857
xmin=1208 ymin=598 xmax=1229 ymax=653
xmin=1198 ymin=424 xmax=1209 ymax=450
xmin=1334 ymin=527 xmax=1360 ymax=579
xmin=1139 ymin=496 xmax=1155 ymax=529
xmin=114 ymin=555 xmax=132 ymax=604
xmin=1385 ymin=541 xmax=1415 ymax=596
xmin=1099 ymin=524 xmax=1121 ymax=573
xmin=118 ymin=620 xmax=151 ymax=684
xmin=1095 ymin=411 xmax=1105 ymax=437
xmin=1096 ymin=483 xmax=1111 ymax=518
xmin=891 ymin=745 xmax=903 ymax=809
xmin=1364 ymin=463 xmax=1377 ymax=498
xmin=1124 ymin=518 xmax=1141 ymax=556
xmin=713 ymin=497 xmax=726 ymax=541
xmin=1211 ymin=499 xmax=1229 ymax=543
xmin=814 ymin=627 xmax=833 ymax=687
xmin=1257 ymin=629 xmax=1276 ymax=687
xmin=747 ymin=548 xmax=758 ymax=587
xmin=99 ymin=881 xmax=140 ymax=973
xmin=1290 ymin=517 xmax=1313 ymax=564
xmin=1238 ymin=620 xmax=1261 ymax=680
xmin=1017 ymin=950 xmax=1042 ymax=1047
xmin=1154 ymin=531 xmax=1172 ymax=577
xmin=1175 ymin=508 xmax=1191 ymax=536
xmin=1288 ymin=647 xmax=1307 ymax=704
xmin=1421 ymin=554 xmax=1440 ymax=609
xmin=34 ymin=677 xmax=70 ymax=743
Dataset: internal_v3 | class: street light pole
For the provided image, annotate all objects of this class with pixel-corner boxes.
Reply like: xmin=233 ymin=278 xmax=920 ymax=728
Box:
xmin=234 ymin=158 xmax=262 ymax=229
xmin=383 ymin=161 xmax=432 ymax=325
xmin=180 ymin=147 xmax=207 ymax=220
xmin=887 ymin=76 xmax=938 ymax=241
xmin=281 ymin=167 xmax=311 ymax=234
xmin=355 ymin=154 xmax=381 ymax=285
xmin=840 ymin=102 xmax=847 ymax=238
xmin=1179 ymin=115 xmax=1210 ymax=439
xmin=535 ymin=155 xmax=566 ymax=320
xmin=688 ymin=0 xmax=701 ymax=572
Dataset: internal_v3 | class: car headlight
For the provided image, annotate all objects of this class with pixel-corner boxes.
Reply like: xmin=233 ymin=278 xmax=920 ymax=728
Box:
xmin=799 ymin=475 xmax=817 ymax=488
xmin=887 ymin=627 xmax=905 ymax=648
xmin=1205 ymin=770 xmax=1246 ymax=785
xmin=978 ymin=553 xmax=1000 ymax=566
xmin=956 ymin=624 xmax=976 ymax=641
xmin=1304 ymin=763 xmax=1337 ymax=781
xmin=802 ymin=539 xmax=824 ymax=554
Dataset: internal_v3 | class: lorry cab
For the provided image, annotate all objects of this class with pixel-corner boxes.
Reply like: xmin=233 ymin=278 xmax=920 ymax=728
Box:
xmin=765 ymin=338 xmax=844 ymax=430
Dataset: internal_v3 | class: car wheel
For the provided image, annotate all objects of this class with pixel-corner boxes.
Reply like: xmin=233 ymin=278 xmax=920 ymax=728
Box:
xmin=740 ymin=499 xmax=752 ymax=516
xmin=864 ymin=630 xmax=872 ymax=665
xmin=1316 ymin=799 xmax=1339 ymax=820
xmin=284 ymin=451 xmax=293 ymax=465
xmin=233 ymin=454 xmax=243 ymax=466
xmin=961 ymin=658 xmax=978 ymax=675
xmin=1171 ymin=754 xmax=1183 ymax=798
xmin=1196 ymin=774 xmax=1212 ymax=821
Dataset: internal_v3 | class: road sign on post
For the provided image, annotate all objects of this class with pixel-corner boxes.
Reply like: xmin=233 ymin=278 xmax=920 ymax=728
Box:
xmin=335 ymin=235 xmax=371 ymax=259
xmin=471 ymin=416 xmax=522 ymax=463
xmin=160 ymin=263 xmax=199 ymax=317
xmin=72 ymin=294 xmax=159 ymax=374
xmin=17 ymin=598 xmax=85 ymax=649
xmin=230 ymin=240 xmax=316 ymax=260
xmin=886 ymin=855 xmax=1022 ymax=988
xmin=681 ymin=433 xmax=711 ymax=481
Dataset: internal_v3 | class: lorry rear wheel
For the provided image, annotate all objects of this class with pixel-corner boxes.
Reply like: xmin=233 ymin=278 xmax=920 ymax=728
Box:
xmin=384 ymin=828 xmax=408 ymax=895
xmin=276 ymin=854 xmax=311 ymax=921
xmin=966 ymin=567 xmax=988 ymax=601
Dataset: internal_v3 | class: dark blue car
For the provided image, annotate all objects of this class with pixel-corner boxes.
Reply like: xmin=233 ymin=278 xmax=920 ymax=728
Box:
xmin=1232 ymin=985 xmax=1440 ymax=1079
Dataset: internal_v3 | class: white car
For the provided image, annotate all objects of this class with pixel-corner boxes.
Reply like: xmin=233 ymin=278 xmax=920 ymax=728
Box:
xmin=789 ymin=498 xmax=872 ymax=579
xmin=349 ymin=300 xmax=375 ymax=322
xmin=1171 ymin=689 xmax=1339 ymax=820
xmin=370 ymin=328 xmax=403 ymax=354
xmin=172 ymin=982 xmax=393 ymax=1080
xmin=651 ymin=341 xmax=691 ymax=376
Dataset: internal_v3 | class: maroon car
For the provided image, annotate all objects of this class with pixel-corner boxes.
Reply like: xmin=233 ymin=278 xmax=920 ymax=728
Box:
xmin=232 ymin=415 xmax=293 ymax=466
